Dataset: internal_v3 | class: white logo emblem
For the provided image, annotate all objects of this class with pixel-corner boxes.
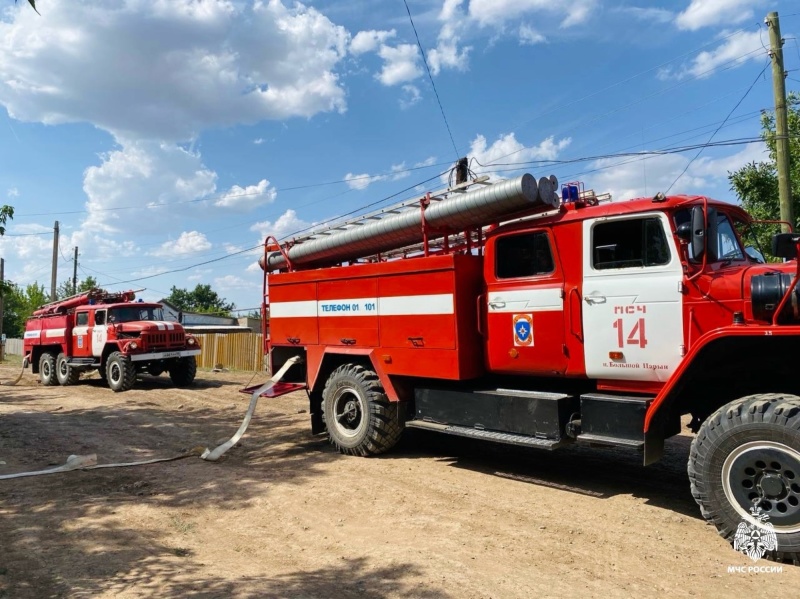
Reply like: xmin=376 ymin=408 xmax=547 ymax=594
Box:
xmin=734 ymin=505 xmax=778 ymax=562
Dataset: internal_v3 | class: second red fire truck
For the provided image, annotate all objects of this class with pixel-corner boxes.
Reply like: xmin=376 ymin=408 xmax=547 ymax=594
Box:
xmin=23 ymin=289 xmax=200 ymax=392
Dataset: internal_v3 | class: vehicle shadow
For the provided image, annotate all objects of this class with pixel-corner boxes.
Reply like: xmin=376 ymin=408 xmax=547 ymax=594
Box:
xmin=389 ymin=429 xmax=700 ymax=519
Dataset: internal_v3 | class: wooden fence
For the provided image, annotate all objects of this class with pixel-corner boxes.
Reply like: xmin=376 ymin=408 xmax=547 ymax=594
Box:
xmin=3 ymin=339 xmax=23 ymax=356
xmin=1 ymin=334 xmax=265 ymax=372
xmin=194 ymin=332 xmax=265 ymax=372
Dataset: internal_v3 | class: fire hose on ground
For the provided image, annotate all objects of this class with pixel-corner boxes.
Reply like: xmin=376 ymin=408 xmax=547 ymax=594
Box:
xmin=0 ymin=356 xmax=302 ymax=480
xmin=0 ymin=353 xmax=29 ymax=387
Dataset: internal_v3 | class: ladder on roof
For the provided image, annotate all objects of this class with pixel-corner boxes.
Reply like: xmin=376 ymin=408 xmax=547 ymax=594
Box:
xmin=288 ymin=176 xmax=492 ymax=246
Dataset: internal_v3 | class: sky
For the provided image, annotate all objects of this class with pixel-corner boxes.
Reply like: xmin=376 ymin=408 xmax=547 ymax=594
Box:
xmin=1 ymin=0 xmax=799 ymax=314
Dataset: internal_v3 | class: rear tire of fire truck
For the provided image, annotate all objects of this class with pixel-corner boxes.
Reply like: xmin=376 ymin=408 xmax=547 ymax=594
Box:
xmin=169 ymin=357 xmax=196 ymax=387
xmin=56 ymin=353 xmax=80 ymax=386
xmin=39 ymin=352 xmax=57 ymax=386
xmin=689 ymin=394 xmax=800 ymax=564
xmin=106 ymin=351 xmax=136 ymax=392
xmin=321 ymin=364 xmax=402 ymax=457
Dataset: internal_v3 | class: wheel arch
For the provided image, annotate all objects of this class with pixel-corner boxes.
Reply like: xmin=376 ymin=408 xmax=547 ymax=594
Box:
xmin=29 ymin=344 xmax=61 ymax=374
xmin=645 ymin=330 xmax=800 ymax=465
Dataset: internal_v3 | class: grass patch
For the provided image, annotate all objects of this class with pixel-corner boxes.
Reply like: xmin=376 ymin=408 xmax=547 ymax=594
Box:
xmin=169 ymin=515 xmax=197 ymax=535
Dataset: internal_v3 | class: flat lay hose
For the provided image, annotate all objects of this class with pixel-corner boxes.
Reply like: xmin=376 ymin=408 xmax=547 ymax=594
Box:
xmin=0 ymin=356 xmax=302 ymax=479
xmin=0 ymin=354 xmax=28 ymax=386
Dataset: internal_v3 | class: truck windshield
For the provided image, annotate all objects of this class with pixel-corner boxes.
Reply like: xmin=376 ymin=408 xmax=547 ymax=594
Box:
xmin=108 ymin=306 xmax=164 ymax=323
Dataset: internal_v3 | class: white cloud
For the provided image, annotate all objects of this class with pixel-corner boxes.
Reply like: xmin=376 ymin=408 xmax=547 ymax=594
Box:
xmin=621 ymin=7 xmax=673 ymax=23
xmin=214 ymin=274 xmax=257 ymax=291
xmin=658 ymin=31 xmax=764 ymax=80
xmin=468 ymin=0 xmax=597 ymax=29
xmin=215 ymin=179 xmax=277 ymax=211
xmin=253 ymin=138 xmax=265 ymax=145
xmin=151 ymin=231 xmax=212 ymax=257
xmin=376 ymin=44 xmax=422 ymax=86
xmin=250 ymin=209 xmax=312 ymax=241
xmin=0 ymin=0 xmax=350 ymax=142
xmin=344 ymin=172 xmax=375 ymax=190
xmin=468 ymin=133 xmax=572 ymax=178
xmin=415 ymin=156 xmax=438 ymax=167
xmin=586 ymin=143 xmax=768 ymax=201
xmin=675 ymin=0 xmax=764 ymax=31
xmin=519 ymin=24 xmax=546 ymax=45
xmin=399 ymin=84 xmax=422 ymax=109
xmin=350 ymin=29 xmax=396 ymax=55
xmin=689 ymin=142 xmax=768 ymax=179
xmin=7 ymin=187 xmax=19 ymax=198
xmin=80 ymin=141 xmax=217 ymax=236
xmin=428 ymin=24 xmax=471 ymax=76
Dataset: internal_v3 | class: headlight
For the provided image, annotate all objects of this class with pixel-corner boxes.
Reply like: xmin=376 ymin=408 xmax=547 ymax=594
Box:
xmin=129 ymin=341 xmax=138 ymax=350
xmin=187 ymin=337 xmax=196 ymax=345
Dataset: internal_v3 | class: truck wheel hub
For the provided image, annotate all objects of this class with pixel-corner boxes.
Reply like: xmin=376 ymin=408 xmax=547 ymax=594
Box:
xmin=723 ymin=441 xmax=800 ymax=531
xmin=332 ymin=387 xmax=363 ymax=437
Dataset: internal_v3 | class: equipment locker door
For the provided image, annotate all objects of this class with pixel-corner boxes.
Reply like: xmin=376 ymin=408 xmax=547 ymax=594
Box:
xmin=581 ymin=213 xmax=684 ymax=382
xmin=485 ymin=229 xmax=567 ymax=375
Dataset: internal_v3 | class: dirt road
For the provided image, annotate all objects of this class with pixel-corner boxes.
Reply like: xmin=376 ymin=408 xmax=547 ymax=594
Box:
xmin=1 ymin=362 xmax=798 ymax=598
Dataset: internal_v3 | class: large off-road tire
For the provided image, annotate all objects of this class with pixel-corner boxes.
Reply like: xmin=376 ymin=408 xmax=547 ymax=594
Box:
xmin=689 ymin=394 xmax=800 ymax=563
xmin=39 ymin=352 xmax=57 ymax=386
xmin=106 ymin=351 xmax=135 ymax=392
xmin=321 ymin=364 xmax=403 ymax=456
xmin=169 ymin=357 xmax=197 ymax=387
xmin=56 ymin=352 xmax=80 ymax=386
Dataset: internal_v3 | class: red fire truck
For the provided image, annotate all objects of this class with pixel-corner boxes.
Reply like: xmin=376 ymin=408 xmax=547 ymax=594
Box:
xmin=23 ymin=289 xmax=201 ymax=392
xmin=258 ymin=170 xmax=800 ymax=562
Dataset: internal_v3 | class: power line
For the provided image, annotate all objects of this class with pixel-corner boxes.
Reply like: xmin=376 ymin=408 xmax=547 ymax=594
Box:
xmin=665 ymin=61 xmax=769 ymax=194
xmin=402 ymin=0 xmax=460 ymax=160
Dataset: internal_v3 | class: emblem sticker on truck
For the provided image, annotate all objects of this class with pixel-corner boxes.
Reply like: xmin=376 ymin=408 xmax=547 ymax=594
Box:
xmin=513 ymin=314 xmax=533 ymax=346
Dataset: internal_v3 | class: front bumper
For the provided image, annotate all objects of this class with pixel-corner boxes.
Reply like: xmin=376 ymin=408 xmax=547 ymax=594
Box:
xmin=129 ymin=349 xmax=202 ymax=362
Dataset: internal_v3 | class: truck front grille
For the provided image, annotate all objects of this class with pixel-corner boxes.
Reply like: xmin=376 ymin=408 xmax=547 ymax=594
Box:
xmin=144 ymin=331 xmax=185 ymax=350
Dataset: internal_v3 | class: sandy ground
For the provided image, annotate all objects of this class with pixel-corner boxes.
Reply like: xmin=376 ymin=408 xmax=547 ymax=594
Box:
xmin=1 ymin=361 xmax=799 ymax=598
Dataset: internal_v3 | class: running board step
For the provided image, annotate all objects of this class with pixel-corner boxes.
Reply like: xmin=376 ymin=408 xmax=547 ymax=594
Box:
xmin=405 ymin=420 xmax=567 ymax=449
xmin=575 ymin=433 xmax=644 ymax=449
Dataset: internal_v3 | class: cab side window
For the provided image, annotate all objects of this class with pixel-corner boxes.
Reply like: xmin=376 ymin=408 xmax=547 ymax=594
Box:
xmin=76 ymin=312 xmax=88 ymax=326
xmin=496 ymin=231 xmax=555 ymax=279
xmin=94 ymin=311 xmax=105 ymax=325
xmin=592 ymin=217 xmax=670 ymax=270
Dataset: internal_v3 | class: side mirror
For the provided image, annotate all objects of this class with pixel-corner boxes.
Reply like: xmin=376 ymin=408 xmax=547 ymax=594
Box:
xmin=771 ymin=233 xmax=800 ymax=259
xmin=690 ymin=205 xmax=706 ymax=260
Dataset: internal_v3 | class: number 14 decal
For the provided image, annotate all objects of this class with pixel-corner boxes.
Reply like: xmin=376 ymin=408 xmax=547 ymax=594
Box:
xmin=613 ymin=318 xmax=648 ymax=348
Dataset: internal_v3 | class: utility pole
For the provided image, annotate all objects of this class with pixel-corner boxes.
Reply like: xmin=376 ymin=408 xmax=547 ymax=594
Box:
xmin=766 ymin=11 xmax=794 ymax=233
xmin=0 ymin=257 xmax=4 ymax=362
xmin=72 ymin=246 xmax=78 ymax=295
xmin=50 ymin=220 xmax=59 ymax=301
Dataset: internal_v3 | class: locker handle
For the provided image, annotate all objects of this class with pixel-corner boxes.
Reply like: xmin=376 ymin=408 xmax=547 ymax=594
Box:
xmin=340 ymin=338 xmax=356 ymax=345
xmin=286 ymin=337 xmax=301 ymax=344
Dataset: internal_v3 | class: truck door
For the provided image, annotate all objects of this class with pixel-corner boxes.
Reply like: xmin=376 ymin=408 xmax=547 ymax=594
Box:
xmin=72 ymin=310 xmax=92 ymax=358
xmin=485 ymin=228 xmax=567 ymax=375
xmin=581 ymin=213 xmax=684 ymax=382
xmin=91 ymin=310 xmax=107 ymax=358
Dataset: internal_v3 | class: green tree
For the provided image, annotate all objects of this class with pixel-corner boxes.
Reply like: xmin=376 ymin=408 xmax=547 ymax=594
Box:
xmin=56 ymin=275 xmax=99 ymax=299
xmin=1 ymin=282 xmax=47 ymax=337
xmin=78 ymin=276 xmax=98 ymax=292
xmin=729 ymin=91 xmax=800 ymax=252
xmin=165 ymin=284 xmax=235 ymax=316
